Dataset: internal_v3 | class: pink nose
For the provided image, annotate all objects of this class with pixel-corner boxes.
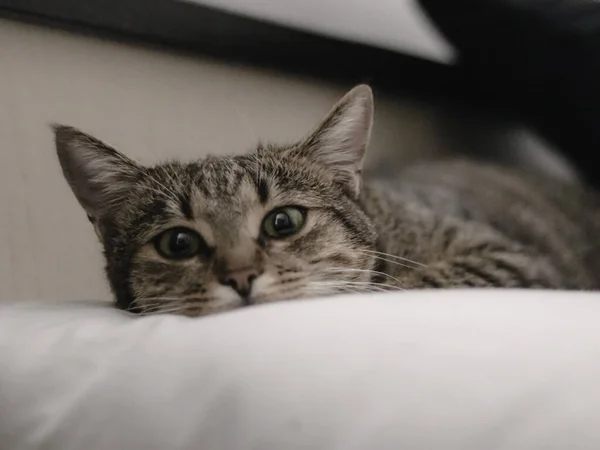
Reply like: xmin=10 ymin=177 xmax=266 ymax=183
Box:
xmin=219 ymin=268 xmax=261 ymax=298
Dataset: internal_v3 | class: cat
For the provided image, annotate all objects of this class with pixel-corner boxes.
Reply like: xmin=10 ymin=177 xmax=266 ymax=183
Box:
xmin=54 ymin=85 xmax=600 ymax=316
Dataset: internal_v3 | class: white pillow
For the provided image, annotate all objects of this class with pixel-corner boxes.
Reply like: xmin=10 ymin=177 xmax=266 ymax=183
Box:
xmin=184 ymin=0 xmax=455 ymax=63
xmin=1 ymin=290 xmax=600 ymax=450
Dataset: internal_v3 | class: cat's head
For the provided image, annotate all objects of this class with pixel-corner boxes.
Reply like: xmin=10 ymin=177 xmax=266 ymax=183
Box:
xmin=54 ymin=85 xmax=379 ymax=316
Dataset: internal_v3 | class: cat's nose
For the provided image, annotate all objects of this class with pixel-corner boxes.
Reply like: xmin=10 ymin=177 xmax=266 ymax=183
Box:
xmin=219 ymin=268 xmax=262 ymax=300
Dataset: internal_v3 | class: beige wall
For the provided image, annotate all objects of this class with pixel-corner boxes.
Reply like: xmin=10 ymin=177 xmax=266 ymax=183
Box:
xmin=0 ymin=18 xmax=437 ymax=303
xmin=0 ymin=18 xmax=574 ymax=303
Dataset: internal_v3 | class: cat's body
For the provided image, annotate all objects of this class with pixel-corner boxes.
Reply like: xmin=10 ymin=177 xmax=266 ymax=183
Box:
xmin=361 ymin=161 xmax=600 ymax=290
xmin=54 ymin=85 xmax=600 ymax=317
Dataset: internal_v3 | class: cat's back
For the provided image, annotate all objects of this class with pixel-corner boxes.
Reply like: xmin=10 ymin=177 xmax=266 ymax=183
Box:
xmin=393 ymin=160 xmax=600 ymax=229
xmin=362 ymin=159 xmax=600 ymax=288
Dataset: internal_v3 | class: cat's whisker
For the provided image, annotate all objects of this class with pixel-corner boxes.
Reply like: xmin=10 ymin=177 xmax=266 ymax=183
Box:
xmin=164 ymin=170 xmax=187 ymax=204
xmin=170 ymin=166 xmax=187 ymax=191
xmin=356 ymin=251 xmax=424 ymax=271
xmin=257 ymin=281 xmax=327 ymax=298
xmin=310 ymin=285 xmax=386 ymax=296
xmin=329 ymin=286 xmax=390 ymax=294
xmin=150 ymin=300 xmax=211 ymax=315
xmin=138 ymin=303 xmax=178 ymax=313
xmin=313 ymin=273 xmax=403 ymax=289
xmin=320 ymin=266 xmax=406 ymax=287
xmin=146 ymin=180 xmax=180 ymax=205
xmin=368 ymin=256 xmax=421 ymax=270
xmin=304 ymin=285 xmax=350 ymax=296
xmin=145 ymin=168 xmax=181 ymax=200
xmin=359 ymin=249 xmax=426 ymax=268
xmin=136 ymin=297 xmax=183 ymax=314
xmin=139 ymin=305 xmax=176 ymax=314
xmin=141 ymin=167 xmax=184 ymax=207
xmin=306 ymin=279 xmax=396 ymax=297
xmin=337 ymin=280 xmax=402 ymax=292
xmin=137 ymin=297 xmax=181 ymax=305
xmin=138 ymin=307 xmax=176 ymax=316
xmin=140 ymin=185 xmax=181 ymax=209
xmin=361 ymin=249 xmax=426 ymax=267
xmin=256 ymin=284 xmax=309 ymax=300
xmin=315 ymin=280 xmax=390 ymax=289
xmin=139 ymin=301 xmax=179 ymax=309
xmin=310 ymin=280 xmax=401 ymax=293
xmin=148 ymin=306 xmax=185 ymax=316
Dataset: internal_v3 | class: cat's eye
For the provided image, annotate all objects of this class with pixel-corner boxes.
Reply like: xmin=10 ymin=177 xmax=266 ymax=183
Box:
xmin=154 ymin=227 xmax=204 ymax=259
xmin=262 ymin=206 xmax=306 ymax=239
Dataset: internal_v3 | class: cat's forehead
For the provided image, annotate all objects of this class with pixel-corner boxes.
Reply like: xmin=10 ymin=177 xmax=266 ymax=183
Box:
xmin=173 ymin=152 xmax=327 ymax=199
xmin=145 ymin=156 xmax=260 ymax=219
xmin=132 ymin=152 xmax=329 ymax=236
xmin=188 ymin=155 xmax=323 ymax=214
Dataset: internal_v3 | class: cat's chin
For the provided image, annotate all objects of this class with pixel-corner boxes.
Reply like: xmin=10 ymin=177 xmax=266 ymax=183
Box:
xmin=132 ymin=284 xmax=360 ymax=317
xmin=170 ymin=290 xmax=312 ymax=318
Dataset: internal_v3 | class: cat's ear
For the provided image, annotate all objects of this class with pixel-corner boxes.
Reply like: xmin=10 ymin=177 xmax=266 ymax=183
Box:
xmin=298 ymin=84 xmax=373 ymax=197
xmin=53 ymin=125 xmax=142 ymax=219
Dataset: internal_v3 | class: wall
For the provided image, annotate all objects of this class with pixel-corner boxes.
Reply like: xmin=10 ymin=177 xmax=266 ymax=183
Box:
xmin=0 ymin=18 xmax=574 ymax=303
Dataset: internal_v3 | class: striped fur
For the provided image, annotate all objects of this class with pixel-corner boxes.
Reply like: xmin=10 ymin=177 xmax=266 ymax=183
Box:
xmin=54 ymin=85 xmax=600 ymax=317
xmin=361 ymin=160 xmax=600 ymax=290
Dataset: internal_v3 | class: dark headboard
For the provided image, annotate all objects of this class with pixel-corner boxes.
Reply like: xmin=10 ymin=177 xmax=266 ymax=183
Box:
xmin=0 ymin=0 xmax=472 ymax=103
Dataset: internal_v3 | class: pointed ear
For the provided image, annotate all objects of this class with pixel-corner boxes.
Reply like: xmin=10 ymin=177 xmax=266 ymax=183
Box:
xmin=53 ymin=125 xmax=142 ymax=219
xmin=298 ymin=84 xmax=374 ymax=197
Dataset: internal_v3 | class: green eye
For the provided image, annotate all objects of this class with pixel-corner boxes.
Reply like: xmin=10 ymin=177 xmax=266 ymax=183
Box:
xmin=154 ymin=227 xmax=203 ymax=259
xmin=262 ymin=206 xmax=306 ymax=239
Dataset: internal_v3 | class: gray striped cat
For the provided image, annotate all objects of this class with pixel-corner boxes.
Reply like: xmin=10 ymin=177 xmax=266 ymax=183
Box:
xmin=54 ymin=85 xmax=600 ymax=316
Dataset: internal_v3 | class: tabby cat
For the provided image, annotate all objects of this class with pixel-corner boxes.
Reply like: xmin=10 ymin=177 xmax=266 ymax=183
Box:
xmin=54 ymin=85 xmax=600 ymax=316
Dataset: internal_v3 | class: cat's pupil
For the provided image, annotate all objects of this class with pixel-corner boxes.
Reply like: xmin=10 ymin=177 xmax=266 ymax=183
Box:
xmin=171 ymin=232 xmax=191 ymax=252
xmin=274 ymin=212 xmax=291 ymax=230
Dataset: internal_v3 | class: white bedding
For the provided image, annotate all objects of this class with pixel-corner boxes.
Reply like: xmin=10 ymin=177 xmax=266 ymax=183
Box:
xmin=1 ymin=290 xmax=600 ymax=450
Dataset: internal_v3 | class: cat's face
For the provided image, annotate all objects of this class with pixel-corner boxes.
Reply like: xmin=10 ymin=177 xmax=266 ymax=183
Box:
xmin=54 ymin=85 xmax=378 ymax=316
